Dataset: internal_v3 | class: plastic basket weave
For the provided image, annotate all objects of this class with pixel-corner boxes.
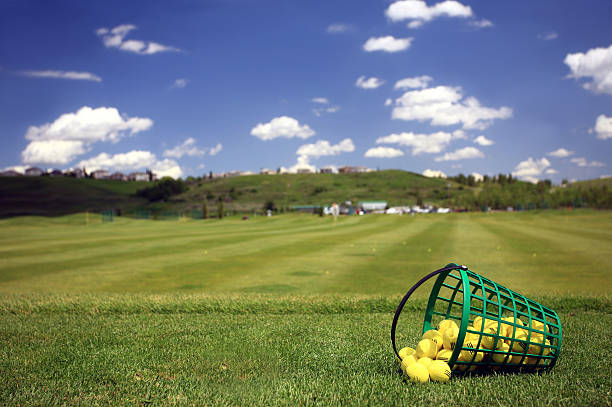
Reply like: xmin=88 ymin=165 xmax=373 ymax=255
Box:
xmin=391 ymin=263 xmax=562 ymax=374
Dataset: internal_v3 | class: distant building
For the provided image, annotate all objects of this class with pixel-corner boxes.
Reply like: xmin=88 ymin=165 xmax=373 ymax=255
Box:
xmin=128 ymin=172 xmax=149 ymax=182
xmin=339 ymin=166 xmax=372 ymax=174
xmin=296 ymin=168 xmax=313 ymax=174
xmin=110 ymin=172 xmax=128 ymax=181
xmin=49 ymin=169 xmax=64 ymax=177
xmin=0 ymin=170 xmax=21 ymax=177
xmin=91 ymin=170 xmax=110 ymax=180
xmin=25 ymin=167 xmax=44 ymax=176
xmin=358 ymin=201 xmax=387 ymax=213
xmin=66 ymin=168 xmax=87 ymax=178
xmin=260 ymin=168 xmax=276 ymax=175
xmin=319 ymin=166 xmax=336 ymax=174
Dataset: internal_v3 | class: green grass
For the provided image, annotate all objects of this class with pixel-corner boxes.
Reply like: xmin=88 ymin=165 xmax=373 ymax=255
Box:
xmin=1 ymin=211 xmax=611 ymax=405
xmin=0 ymin=177 xmax=151 ymax=217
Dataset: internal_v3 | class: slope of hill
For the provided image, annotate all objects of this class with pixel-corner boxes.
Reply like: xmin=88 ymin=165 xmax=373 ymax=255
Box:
xmin=0 ymin=177 xmax=151 ymax=217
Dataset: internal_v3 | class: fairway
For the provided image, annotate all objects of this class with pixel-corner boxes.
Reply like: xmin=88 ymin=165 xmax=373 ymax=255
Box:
xmin=1 ymin=211 xmax=611 ymax=406
xmin=0 ymin=210 xmax=610 ymax=296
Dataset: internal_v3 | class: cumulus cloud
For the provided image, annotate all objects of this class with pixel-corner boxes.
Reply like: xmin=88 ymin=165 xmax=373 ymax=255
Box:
xmin=97 ymin=24 xmax=180 ymax=55
xmin=77 ymin=150 xmax=182 ymax=179
xmin=21 ymin=106 xmax=153 ymax=165
xmin=391 ymin=85 xmax=512 ymax=130
xmin=434 ymin=146 xmax=484 ymax=161
xmin=385 ymin=0 xmax=473 ymax=27
xmin=376 ymin=131 xmax=463 ymax=155
xmin=20 ymin=70 xmax=102 ymax=82
xmin=251 ymin=116 xmax=315 ymax=140
xmin=570 ymin=157 xmax=605 ymax=167
xmin=312 ymin=97 xmax=329 ymax=104
xmin=471 ymin=172 xmax=484 ymax=182
xmin=327 ymin=23 xmax=351 ymax=33
xmin=564 ymin=44 xmax=612 ymax=95
xmin=538 ymin=32 xmax=558 ymax=41
xmin=356 ymin=76 xmax=385 ymax=89
xmin=423 ymin=169 xmax=447 ymax=178
xmin=545 ymin=168 xmax=559 ymax=175
xmin=171 ymin=78 xmax=188 ymax=89
xmin=385 ymin=98 xmax=393 ymax=106
xmin=512 ymin=157 xmax=551 ymax=181
xmin=591 ymin=114 xmax=612 ymax=139
xmin=22 ymin=140 xmax=89 ymax=166
xmin=469 ymin=19 xmax=493 ymax=28
xmin=163 ymin=138 xmax=205 ymax=159
xmin=394 ymin=75 xmax=433 ymax=90
xmin=209 ymin=143 xmax=223 ymax=156
xmin=296 ymin=139 xmax=355 ymax=159
xmin=364 ymin=146 xmax=404 ymax=158
xmin=363 ymin=36 xmax=412 ymax=53
xmin=474 ymin=135 xmax=494 ymax=146
xmin=547 ymin=148 xmax=574 ymax=158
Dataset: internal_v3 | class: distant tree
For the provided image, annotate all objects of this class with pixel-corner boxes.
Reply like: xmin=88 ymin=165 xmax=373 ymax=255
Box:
xmin=202 ymin=202 xmax=208 ymax=219
xmin=562 ymin=179 xmax=568 ymax=186
xmin=482 ymin=174 xmax=490 ymax=183
xmin=264 ymin=200 xmax=276 ymax=212
xmin=209 ymin=171 xmax=213 ymax=179
xmin=217 ymin=200 xmax=224 ymax=219
xmin=467 ymin=175 xmax=475 ymax=187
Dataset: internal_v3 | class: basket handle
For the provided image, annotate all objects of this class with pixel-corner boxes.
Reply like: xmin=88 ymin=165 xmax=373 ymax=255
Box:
xmin=391 ymin=264 xmax=468 ymax=360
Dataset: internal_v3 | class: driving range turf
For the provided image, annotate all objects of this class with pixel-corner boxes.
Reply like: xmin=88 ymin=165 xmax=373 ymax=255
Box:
xmin=1 ymin=210 xmax=611 ymax=405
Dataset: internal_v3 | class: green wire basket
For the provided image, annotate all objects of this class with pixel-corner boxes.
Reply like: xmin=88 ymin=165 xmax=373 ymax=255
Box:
xmin=391 ymin=263 xmax=562 ymax=374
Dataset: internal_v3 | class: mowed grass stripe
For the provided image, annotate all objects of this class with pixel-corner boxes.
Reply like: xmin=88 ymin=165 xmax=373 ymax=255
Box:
xmin=0 ymin=215 xmax=411 ymax=293
xmin=478 ymin=214 xmax=612 ymax=296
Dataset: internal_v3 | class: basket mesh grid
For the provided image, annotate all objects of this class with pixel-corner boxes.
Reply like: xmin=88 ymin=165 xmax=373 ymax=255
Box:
xmin=422 ymin=265 xmax=562 ymax=373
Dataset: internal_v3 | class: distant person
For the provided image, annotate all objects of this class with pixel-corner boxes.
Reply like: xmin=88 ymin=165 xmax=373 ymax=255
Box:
xmin=331 ymin=202 xmax=339 ymax=223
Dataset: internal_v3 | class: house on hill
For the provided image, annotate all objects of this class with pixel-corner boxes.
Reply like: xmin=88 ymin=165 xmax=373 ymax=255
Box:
xmin=25 ymin=167 xmax=44 ymax=176
xmin=110 ymin=172 xmax=128 ymax=181
xmin=128 ymin=172 xmax=149 ymax=182
xmin=49 ymin=169 xmax=64 ymax=177
xmin=0 ymin=170 xmax=22 ymax=177
xmin=338 ymin=166 xmax=372 ymax=174
xmin=91 ymin=170 xmax=110 ymax=180
xmin=260 ymin=168 xmax=276 ymax=175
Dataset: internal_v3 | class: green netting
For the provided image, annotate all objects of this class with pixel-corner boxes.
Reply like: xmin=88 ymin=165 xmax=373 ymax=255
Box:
xmin=423 ymin=263 xmax=562 ymax=374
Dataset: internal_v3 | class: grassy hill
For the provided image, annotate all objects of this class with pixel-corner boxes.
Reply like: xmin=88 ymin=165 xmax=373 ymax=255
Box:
xmin=0 ymin=176 xmax=152 ymax=217
xmin=1 ymin=173 xmax=609 ymax=218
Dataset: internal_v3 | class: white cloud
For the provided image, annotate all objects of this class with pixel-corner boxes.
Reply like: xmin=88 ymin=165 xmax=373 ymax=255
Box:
xmin=592 ymin=114 xmax=612 ymax=139
xmin=285 ymin=155 xmax=317 ymax=174
xmin=172 ymin=78 xmax=188 ymax=89
xmin=512 ymin=157 xmax=551 ymax=181
xmin=251 ymin=116 xmax=315 ymax=140
xmin=471 ymin=172 xmax=483 ymax=182
xmin=21 ymin=106 xmax=153 ymax=165
xmin=77 ymin=150 xmax=183 ymax=179
xmin=547 ymin=148 xmax=574 ymax=158
xmin=434 ymin=146 xmax=484 ymax=161
xmin=423 ymin=169 xmax=447 ymax=178
xmin=97 ymin=24 xmax=180 ymax=55
xmin=394 ymin=75 xmax=433 ymax=90
xmin=538 ymin=32 xmax=558 ymax=41
xmin=327 ymin=23 xmax=351 ymax=33
xmin=474 ymin=135 xmax=494 ymax=146
xmin=326 ymin=106 xmax=340 ymax=113
xmin=376 ymin=131 xmax=463 ymax=155
xmin=363 ymin=36 xmax=412 ymax=53
xmin=20 ymin=70 xmax=102 ymax=82
xmin=570 ymin=157 xmax=605 ymax=167
xmin=312 ymin=97 xmax=329 ymax=104
xmin=163 ymin=138 xmax=205 ymax=159
xmin=564 ymin=44 xmax=612 ymax=95
xmin=296 ymin=138 xmax=355 ymax=159
xmin=391 ymin=85 xmax=512 ymax=129
xmin=22 ymin=140 xmax=88 ymax=165
xmin=385 ymin=98 xmax=393 ymax=106
xmin=356 ymin=76 xmax=385 ymax=89
xmin=469 ymin=19 xmax=493 ymax=28
xmin=545 ymin=168 xmax=559 ymax=175
xmin=2 ymin=165 xmax=27 ymax=174
xmin=209 ymin=143 xmax=222 ymax=156
xmin=364 ymin=146 xmax=404 ymax=158
xmin=385 ymin=0 xmax=473 ymax=27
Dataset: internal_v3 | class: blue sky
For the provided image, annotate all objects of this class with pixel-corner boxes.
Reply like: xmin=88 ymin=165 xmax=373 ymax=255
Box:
xmin=1 ymin=0 xmax=611 ymax=182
